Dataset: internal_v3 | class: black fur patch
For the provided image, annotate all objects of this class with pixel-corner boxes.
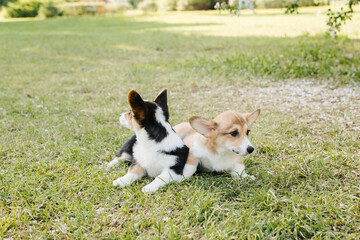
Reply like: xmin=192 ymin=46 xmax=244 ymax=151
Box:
xmin=115 ymin=134 xmax=137 ymax=158
xmin=154 ymin=90 xmax=169 ymax=121
xmin=115 ymin=102 xmax=172 ymax=161
xmin=162 ymin=145 xmax=189 ymax=175
xmin=140 ymin=102 xmax=169 ymax=142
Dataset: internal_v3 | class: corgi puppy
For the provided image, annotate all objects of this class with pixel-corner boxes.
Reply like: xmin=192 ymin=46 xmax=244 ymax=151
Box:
xmin=110 ymin=89 xmax=197 ymax=193
xmin=173 ymin=109 xmax=260 ymax=179
xmin=113 ymin=108 xmax=260 ymax=181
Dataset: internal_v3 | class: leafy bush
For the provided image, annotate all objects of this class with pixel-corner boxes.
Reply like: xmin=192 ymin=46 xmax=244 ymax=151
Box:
xmin=137 ymin=0 xmax=157 ymax=11
xmin=285 ymin=0 xmax=299 ymax=14
xmin=176 ymin=0 xmax=188 ymax=10
xmin=128 ymin=0 xmax=143 ymax=8
xmin=157 ymin=0 xmax=177 ymax=11
xmin=185 ymin=0 xmax=217 ymax=10
xmin=38 ymin=1 xmax=62 ymax=18
xmin=137 ymin=0 xmax=218 ymax=11
xmin=57 ymin=2 xmax=103 ymax=17
xmin=253 ymin=0 xmax=326 ymax=8
xmin=3 ymin=0 xmax=42 ymax=17
xmin=1 ymin=0 xmax=16 ymax=8
xmin=326 ymin=0 xmax=359 ymax=37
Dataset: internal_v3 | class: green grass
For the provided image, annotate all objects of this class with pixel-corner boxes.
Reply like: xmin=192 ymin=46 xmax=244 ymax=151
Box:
xmin=1 ymin=9 xmax=360 ymax=239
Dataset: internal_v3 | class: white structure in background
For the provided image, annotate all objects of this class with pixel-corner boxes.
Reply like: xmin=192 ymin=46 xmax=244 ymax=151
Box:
xmin=227 ymin=0 xmax=256 ymax=14
xmin=237 ymin=0 xmax=255 ymax=13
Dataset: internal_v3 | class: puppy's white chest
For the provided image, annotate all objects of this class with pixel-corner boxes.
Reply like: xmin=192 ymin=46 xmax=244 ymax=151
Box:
xmin=133 ymin=143 xmax=176 ymax=177
xmin=193 ymin=140 xmax=238 ymax=172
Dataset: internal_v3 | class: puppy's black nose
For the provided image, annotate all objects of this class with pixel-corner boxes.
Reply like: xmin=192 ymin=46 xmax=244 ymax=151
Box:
xmin=247 ymin=146 xmax=254 ymax=154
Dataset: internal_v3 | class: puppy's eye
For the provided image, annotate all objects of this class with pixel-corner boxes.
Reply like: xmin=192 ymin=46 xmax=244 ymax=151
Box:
xmin=230 ymin=130 xmax=239 ymax=137
xmin=247 ymin=130 xmax=251 ymax=135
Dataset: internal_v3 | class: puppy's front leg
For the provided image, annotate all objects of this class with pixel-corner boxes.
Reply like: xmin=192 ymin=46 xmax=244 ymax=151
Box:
xmin=231 ymin=160 xmax=256 ymax=180
xmin=113 ymin=162 xmax=146 ymax=187
xmin=183 ymin=151 xmax=198 ymax=178
xmin=108 ymin=135 xmax=137 ymax=168
xmin=142 ymin=169 xmax=183 ymax=194
xmin=108 ymin=152 xmax=132 ymax=169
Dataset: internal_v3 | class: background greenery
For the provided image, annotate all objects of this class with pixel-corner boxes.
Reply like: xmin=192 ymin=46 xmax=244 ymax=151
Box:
xmin=1 ymin=0 xmax=329 ymax=18
xmin=1 ymin=10 xmax=360 ymax=239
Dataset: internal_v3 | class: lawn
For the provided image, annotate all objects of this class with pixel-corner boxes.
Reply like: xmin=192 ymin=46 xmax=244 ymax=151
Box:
xmin=1 ymin=8 xmax=360 ymax=239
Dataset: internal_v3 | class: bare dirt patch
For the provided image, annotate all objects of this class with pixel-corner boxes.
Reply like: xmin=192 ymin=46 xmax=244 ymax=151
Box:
xmin=189 ymin=80 xmax=360 ymax=132
xmin=248 ymin=80 xmax=360 ymax=131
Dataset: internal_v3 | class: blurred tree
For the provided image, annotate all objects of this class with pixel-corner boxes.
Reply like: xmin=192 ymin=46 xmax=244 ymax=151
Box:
xmin=1 ymin=0 xmax=13 ymax=7
xmin=285 ymin=0 xmax=299 ymax=14
xmin=326 ymin=0 xmax=359 ymax=37
xmin=128 ymin=0 xmax=142 ymax=8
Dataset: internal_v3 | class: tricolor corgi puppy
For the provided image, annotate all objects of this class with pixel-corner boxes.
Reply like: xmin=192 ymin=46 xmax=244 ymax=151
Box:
xmin=110 ymin=89 xmax=196 ymax=193
xmin=173 ymin=109 xmax=260 ymax=179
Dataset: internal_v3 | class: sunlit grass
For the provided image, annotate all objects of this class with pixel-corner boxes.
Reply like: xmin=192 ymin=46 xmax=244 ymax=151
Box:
xmin=134 ymin=6 xmax=360 ymax=38
xmin=0 ymin=10 xmax=360 ymax=238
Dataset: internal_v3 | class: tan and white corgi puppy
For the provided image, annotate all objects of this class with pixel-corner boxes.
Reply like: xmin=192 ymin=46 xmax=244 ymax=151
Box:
xmin=173 ymin=109 xmax=260 ymax=179
xmin=113 ymin=108 xmax=260 ymax=181
xmin=109 ymin=89 xmax=196 ymax=193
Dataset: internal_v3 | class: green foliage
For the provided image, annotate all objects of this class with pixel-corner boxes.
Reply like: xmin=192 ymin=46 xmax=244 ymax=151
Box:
xmin=137 ymin=0 xmax=158 ymax=11
xmin=0 ymin=0 xmax=15 ymax=8
xmin=326 ymin=8 xmax=352 ymax=37
xmin=326 ymin=0 xmax=359 ymax=37
xmin=38 ymin=1 xmax=62 ymax=18
xmin=3 ymin=0 xmax=42 ymax=17
xmin=285 ymin=0 xmax=299 ymax=14
xmin=209 ymin=36 xmax=360 ymax=80
xmin=138 ymin=0 xmax=217 ymax=11
xmin=157 ymin=0 xmax=177 ymax=11
xmin=60 ymin=5 xmax=90 ymax=16
xmin=214 ymin=1 xmax=238 ymax=14
xmin=185 ymin=0 xmax=217 ymax=10
xmin=255 ymin=0 xmax=326 ymax=8
xmin=128 ymin=0 xmax=142 ymax=8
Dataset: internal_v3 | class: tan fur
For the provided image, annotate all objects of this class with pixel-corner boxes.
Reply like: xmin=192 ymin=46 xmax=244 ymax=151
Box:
xmin=127 ymin=90 xmax=145 ymax=121
xmin=128 ymin=163 xmax=146 ymax=175
xmin=173 ymin=122 xmax=196 ymax=146
xmin=184 ymin=110 xmax=257 ymax=154
xmin=237 ymin=158 xmax=244 ymax=165
xmin=122 ymin=112 xmax=141 ymax=131
xmin=185 ymin=150 xmax=197 ymax=166
xmin=174 ymin=109 xmax=260 ymax=174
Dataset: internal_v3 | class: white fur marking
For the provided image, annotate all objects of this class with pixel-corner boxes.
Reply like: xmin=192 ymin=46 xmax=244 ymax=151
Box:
xmin=230 ymin=137 xmax=253 ymax=156
xmin=231 ymin=163 xmax=255 ymax=180
xmin=113 ymin=173 xmax=141 ymax=187
xmin=108 ymin=157 xmax=120 ymax=168
xmin=120 ymin=152 xmax=132 ymax=161
xmin=183 ymin=164 xmax=197 ymax=178
xmin=119 ymin=113 xmax=131 ymax=130
xmin=142 ymin=169 xmax=183 ymax=194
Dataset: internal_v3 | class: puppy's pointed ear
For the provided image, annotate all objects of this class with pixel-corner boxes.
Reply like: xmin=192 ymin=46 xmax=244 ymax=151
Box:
xmin=127 ymin=90 xmax=145 ymax=120
xmin=246 ymin=109 xmax=261 ymax=126
xmin=190 ymin=116 xmax=217 ymax=136
xmin=154 ymin=88 xmax=169 ymax=120
xmin=154 ymin=89 xmax=168 ymax=109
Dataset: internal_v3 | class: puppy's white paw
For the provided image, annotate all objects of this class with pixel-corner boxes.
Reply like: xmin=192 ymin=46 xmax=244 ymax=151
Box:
xmin=108 ymin=157 xmax=120 ymax=169
xmin=113 ymin=178 xmax=128 ymax=188
xmin=231 ymin=171 xmax=256 ymax=180
xmin=141 ymin=184 xmax=159 ymax=194
xmin=248 ymin=175 xmax=256 ymax=180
